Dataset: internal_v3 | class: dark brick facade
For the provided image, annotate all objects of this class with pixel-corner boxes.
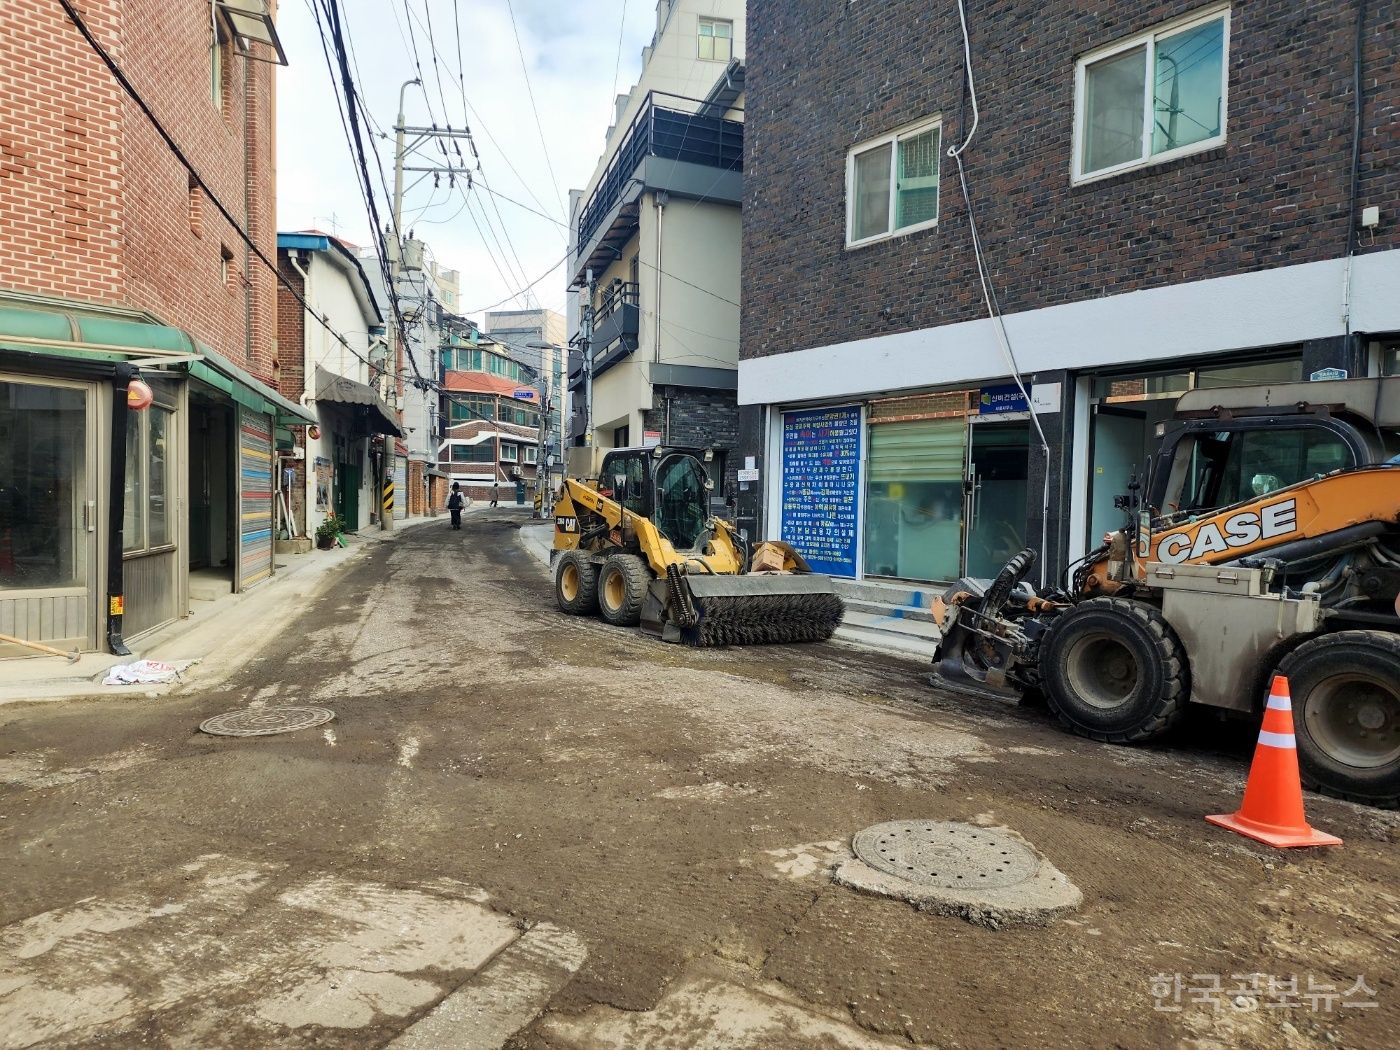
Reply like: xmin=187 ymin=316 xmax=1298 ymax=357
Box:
xmin=741 ymin=0 xmax=1399 ymax=363
xmin=642 ymin=386 xmax=741 ymax=491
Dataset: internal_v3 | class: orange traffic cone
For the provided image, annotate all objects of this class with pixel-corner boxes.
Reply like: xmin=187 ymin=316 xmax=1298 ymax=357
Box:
xmin=1206 ymin=675 xmax=1341 ymax=848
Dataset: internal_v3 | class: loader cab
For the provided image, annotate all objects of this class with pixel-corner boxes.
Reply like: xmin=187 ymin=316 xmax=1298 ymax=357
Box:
xmin=598 ymin=446 xmax=714 ymax=551
xmin=1147 ymin=379 xmax=1400 ymax=518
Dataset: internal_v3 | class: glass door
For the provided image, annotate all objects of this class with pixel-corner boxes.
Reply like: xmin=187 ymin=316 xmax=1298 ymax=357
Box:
xmin=963 ymin=421 xmax=1031 ymax=579
xmin=0 ymin=376 xmax=97 ymax=651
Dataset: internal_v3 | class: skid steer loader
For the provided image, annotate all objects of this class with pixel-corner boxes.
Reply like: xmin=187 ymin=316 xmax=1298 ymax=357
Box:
xmin=551 ymin=445 xmax=844 ymax=645
xmin=933 ymin=377 xmax=1400 ymax=807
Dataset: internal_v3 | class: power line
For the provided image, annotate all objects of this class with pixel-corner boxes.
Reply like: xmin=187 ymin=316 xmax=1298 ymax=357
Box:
xmin=466 ymin=253 xmax=570 ymax=314
xmin=503 ymin=0 xmax=567 ymax=220
xmin=54 ymin=0 xmax=391 ymax=389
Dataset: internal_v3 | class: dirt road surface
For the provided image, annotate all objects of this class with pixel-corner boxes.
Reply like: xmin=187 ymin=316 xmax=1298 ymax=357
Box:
xmin=2 ymin=513 xmax=1396 ymax=1049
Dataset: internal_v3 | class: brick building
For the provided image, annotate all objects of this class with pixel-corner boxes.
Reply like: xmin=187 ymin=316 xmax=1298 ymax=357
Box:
xmin=737 ymin=0 xmax=1400 ymax=591
xmin=0 ymin=1 xmax=306 ymax=655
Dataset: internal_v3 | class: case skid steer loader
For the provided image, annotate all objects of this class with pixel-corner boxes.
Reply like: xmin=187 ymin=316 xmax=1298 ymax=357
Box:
xmin=551 ymin=446 xmax=844 ymax=645
xmin=933 ymin=377 xmax=1400 ymax=807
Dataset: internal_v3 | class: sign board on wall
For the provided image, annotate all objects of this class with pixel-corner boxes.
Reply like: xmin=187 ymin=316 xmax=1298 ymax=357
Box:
xmin=978 ymin=384 xmax=1029 ymax=414
xmin=1030 ymin=382 xmax=1062 ymax=414
xmin=779 ymin=406 xmax=861 ymax=578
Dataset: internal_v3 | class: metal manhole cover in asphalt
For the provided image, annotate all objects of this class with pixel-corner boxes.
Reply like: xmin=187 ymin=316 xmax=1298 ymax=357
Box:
xmin=852 ymin=821 xmax=1040 ymax=891
xmin=199 ymin=706 xmax=335 ymax=737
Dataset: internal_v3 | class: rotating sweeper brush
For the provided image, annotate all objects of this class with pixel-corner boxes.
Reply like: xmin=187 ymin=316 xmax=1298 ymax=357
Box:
xmin=655 ymin=569 xmax=845 ymax=647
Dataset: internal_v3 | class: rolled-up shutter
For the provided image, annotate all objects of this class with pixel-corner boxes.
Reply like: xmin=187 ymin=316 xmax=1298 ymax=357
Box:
xmin=867 ymin=419 xmax=966 ymax=484
xmin=237 ymin=408 xmax=274 ymax=590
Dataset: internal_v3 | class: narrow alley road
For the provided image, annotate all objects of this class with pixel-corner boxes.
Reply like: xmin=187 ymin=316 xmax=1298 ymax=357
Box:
xmin=2 ymin=514 xmax=1395 ymax=1049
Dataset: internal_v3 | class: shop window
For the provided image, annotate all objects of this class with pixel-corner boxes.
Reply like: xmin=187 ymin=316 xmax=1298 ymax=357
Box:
xmin=1074 ymin=6 xmax=1229 ymax=182
xmin=847 ymin=118 xmax=941 ymax=247
xmin=865 ymin=420 xmax=966 ymax=582
xmin=698 ymin=17 xmax=732 ymax=62
xmin=0 ymin=380 xmax=88 ymax=589
xmin=124 ymin=405 xmax=175 ymax=556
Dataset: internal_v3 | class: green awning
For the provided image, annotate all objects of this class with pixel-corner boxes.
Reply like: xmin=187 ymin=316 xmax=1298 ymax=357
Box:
xmin=0 ymin=300 xmax=315 ymax=426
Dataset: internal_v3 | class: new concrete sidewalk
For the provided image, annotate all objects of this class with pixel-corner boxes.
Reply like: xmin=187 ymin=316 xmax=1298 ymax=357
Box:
xmin=0 ymin=516 xmax=441 ymax=706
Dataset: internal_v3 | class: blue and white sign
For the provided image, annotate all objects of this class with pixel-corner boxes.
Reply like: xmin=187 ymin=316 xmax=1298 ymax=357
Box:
xmin=978 ymin=384 xmax=1029 ymax=414
xmin=512 ymin=388 xmax=537 ymax=401
xmin=780 ymin=406 xmax=861 ymax=578
xmin=1309 ymin=367 xmax=1348 ymax=382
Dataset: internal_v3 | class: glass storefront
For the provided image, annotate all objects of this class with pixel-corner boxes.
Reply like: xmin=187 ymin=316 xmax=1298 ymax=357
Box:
xmin=865 ymin=410 xmax=967 ymax=583
xmin=0 ymin=380 xmax=88 ymax=590
xmin=124 ymin=403 xmax=176 ymax=555
xmin=1086 ymin=356 xmax=1303 ymax=545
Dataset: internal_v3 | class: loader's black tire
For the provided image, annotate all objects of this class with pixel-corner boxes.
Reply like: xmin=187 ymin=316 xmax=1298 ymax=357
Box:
xmin=1277 ymin=631 xmax=1400 ymax=809
xmin=555 ymin=550 xmax=599 ymax=616
xmin=1038 ymin=597 xmax=1187 ymax=743
xmin=597 ymin=553 xmax=649 ymax=627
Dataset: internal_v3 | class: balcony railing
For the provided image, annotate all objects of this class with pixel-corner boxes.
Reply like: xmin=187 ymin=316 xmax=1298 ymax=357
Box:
xmin=597 ymin=280 xmax=638 ymax=322
xmin=576 ymin=94 xmax=743 ymax=255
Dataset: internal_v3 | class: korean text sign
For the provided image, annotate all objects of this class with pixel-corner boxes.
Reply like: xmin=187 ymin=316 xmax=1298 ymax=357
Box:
xmin=780 ymin=406 xmax=861 ymax=577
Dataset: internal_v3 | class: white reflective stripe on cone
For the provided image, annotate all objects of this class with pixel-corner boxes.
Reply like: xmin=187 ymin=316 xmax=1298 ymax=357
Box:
xmin=1266 ymin=694 xmax=1292 ymax=711
xmin=1257 ymin=730 xmax=1297 ymax=749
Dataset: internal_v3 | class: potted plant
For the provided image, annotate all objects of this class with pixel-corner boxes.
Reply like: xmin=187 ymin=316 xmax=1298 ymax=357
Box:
xmin=315 ymin=513 xmax=343 ymax=549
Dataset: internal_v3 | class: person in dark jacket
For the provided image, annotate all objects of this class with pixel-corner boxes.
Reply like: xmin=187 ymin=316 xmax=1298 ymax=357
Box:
xmin=447 ymin=483 xmax=465 ymax=530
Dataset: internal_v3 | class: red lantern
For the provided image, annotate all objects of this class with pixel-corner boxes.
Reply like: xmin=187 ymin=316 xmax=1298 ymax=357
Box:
xmin=126 ymin=378 xmax=153 ymax=411
xmin=308 ymin=424 xmax=321 ymax=440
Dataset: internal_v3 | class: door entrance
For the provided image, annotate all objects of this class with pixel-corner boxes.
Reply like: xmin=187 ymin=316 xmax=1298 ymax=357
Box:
xmin=963 ymin=421 xmax=1030 ymax=579
xmin=188 ymin=398 xmax=234 ymax=578
xmin=1087 ymin=407 xmax=1146 ymax=547
xmin=335 ymin=460 xmax=361 ymax=531
xmin=0 ymin=375 xmax=97 ymax=652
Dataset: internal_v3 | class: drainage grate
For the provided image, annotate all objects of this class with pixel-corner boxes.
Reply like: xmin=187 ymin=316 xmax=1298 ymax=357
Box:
xmin=199 ymin=706 xmax=335 ymax=737
xmin=852 ymin=821 xmax=1040 ymax=891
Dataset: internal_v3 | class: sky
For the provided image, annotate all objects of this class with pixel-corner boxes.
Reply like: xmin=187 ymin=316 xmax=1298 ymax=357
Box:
xmin=275 ymin=1 xmax=661 ymax=326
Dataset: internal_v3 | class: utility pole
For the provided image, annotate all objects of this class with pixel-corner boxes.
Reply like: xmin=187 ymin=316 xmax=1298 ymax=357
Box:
xmin=386 ymin=78 xmax=473 ymax=530
xmin=583 ymin=268 xmax=596 ymax=451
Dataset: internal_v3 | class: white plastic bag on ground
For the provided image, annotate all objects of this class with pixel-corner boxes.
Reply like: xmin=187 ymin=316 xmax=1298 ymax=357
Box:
xmin=102 ymin=660 xmax=181 ymax=686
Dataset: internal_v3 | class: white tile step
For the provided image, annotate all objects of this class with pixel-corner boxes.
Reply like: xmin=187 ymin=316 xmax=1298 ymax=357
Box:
xmin=832 ymin=622 xmax=939 ymax=661
xmin=839 ymin=608 xmax=942 ymax=640
xmin=840 ymin=596 xmax=937 ymax=624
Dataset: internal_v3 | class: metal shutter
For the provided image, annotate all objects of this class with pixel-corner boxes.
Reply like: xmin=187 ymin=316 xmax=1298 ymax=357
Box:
xmin=393 ymin=456 xmax=408 ymax=519
xmin=237 ymin=408 xmax=274 ymax=590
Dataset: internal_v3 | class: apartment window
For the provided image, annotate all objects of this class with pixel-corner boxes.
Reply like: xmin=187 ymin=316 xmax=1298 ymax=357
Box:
xmin=1073 ymin=6 xmax=1229 ymax=183
xmin=220 ymin=245 xmax=234 ymax=288
xmin=210 ymin=19 xmax=230 ymax=111
xmin=188 ymin=174 xmax=203 ymax=236
xmin=450 ymin=443 xmax=493 ymax=463
xmin=500 ymin=443 xmax=518 ymax=463
xmin=698 ymin=18 xmax=732 ymax=62
xmin=524 ymin=445 xmax=538 ymax=465
xmin=846 ymin=118 xmax=941 ymax=247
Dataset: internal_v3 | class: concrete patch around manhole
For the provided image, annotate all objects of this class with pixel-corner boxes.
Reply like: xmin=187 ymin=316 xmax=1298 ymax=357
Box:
xmin=199 ymin=706 xmax=336 ymax=737
xmin=833 ymin=820 xmax=1081 ymax=928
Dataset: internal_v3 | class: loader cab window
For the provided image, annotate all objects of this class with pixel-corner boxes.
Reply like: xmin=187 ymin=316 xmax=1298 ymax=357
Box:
xmin=653 ymin=454 xmax=709 ymax=551
xmin=1168 ymin=426 xmax=1354 ymax=513
xmin=599 ymin=451 xmax=647 ymax=515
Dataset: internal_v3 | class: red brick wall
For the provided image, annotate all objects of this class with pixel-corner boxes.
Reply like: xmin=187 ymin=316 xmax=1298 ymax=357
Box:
xmin=0 ymin=0 xmax=277 ymax=381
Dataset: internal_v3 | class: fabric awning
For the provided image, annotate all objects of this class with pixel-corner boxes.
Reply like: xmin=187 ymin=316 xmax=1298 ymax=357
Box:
xmin=0 ymin=300 xmax=315 ymax=426
xmin=315 ymin=365 xmax=403 ymax=437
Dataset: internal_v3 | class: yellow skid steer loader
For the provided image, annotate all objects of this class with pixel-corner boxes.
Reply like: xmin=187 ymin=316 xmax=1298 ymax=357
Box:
xmin=552 ymin=446 xmax=843 ymax=645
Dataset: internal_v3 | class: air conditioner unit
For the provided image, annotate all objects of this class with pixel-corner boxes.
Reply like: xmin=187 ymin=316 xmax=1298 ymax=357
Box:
xmin=279 ymin=447 xmax=306 ymax=460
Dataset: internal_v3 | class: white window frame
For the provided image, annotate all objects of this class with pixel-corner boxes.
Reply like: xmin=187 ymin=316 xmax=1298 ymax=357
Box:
xmin=1071 ymin=5 xmax=1231 ymax=186
xmin=697 ymin=17 xmax=733 ymax=62
xmin=499 ymin=442 xmax=518 ymax=463
xmin=844 ymin=116 xmax=942 ymax=249
xmin=524 ymin=445 xmax=538 ymax=465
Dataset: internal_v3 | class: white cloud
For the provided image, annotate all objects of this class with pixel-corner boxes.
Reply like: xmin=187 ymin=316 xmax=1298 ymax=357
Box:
xmin=275 ymin=1 xmax=659 ymax=323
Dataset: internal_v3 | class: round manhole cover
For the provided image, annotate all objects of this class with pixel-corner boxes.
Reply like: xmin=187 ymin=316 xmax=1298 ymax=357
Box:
xmin=199 ymin=706 xmax=335 ymax=737
xmin=852 ymin=821 xmax=1040 ymax=890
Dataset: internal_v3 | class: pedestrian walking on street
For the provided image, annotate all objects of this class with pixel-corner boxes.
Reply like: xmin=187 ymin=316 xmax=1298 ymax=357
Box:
xmin=447 ymin=483 xmax=465 ymax=530
xmin=490 ymin=482 xmax=499 ymax=508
